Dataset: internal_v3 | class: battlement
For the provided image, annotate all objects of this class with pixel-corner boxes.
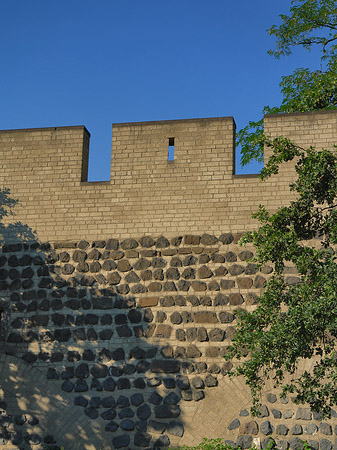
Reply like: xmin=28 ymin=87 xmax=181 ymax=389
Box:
xmin=1 ymin=110 xmax=337 ymax=241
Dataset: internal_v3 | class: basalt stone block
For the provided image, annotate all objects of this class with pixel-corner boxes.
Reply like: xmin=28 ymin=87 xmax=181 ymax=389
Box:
xmin=212 ymin=253 xmax=225 ymax=263
xmin=156 ymin=311 xmax=167 ymax=323
xmin=186 ymin=328 xmax=197 ymax=341
xmin=149 ymin=392 xmax=163 ymax=405
xmin=181 ymin=267 xmax=196 ymax=280
xmin=176 ymin=329 xmax=186 ymax=341
xmin=277 ymin=425 xmax=289 ymax=435
xmin=198 ymin=266 xmax=213 ymax=279
xmin=291 ymin=425 xmax=303 ymax=435
xmin=191 ymin=281 xmax=207 ymax=292
xmin=240 ymin=421 xmax=259 ymax=435
xmin=107 ymin=272 xmax=121 ymax=285
xmin=151 ymin=360 xmax=180 ymax=373
xmin=161 ymin=346 xmax=173 ymax=358
xmin=205 ymin=374 xmax=217 ymax=387
xmin=164 ymin=392 xmax=180 ymax=405
xmin=136 ymin=360 xmax=151 ymax=373
xmin=87 ymin=328 xmax=98 ymax=341
xmin=117 ymin=325 xmax=132 ymax=338
xmin=229 ymin=293 xmax=244 ymax=305
xmin=61 ymin=380 xmax=74 ymax=392
xmin=75 ymin=363 xmax=89 ymax=379
xmin=320 ymin=423 xmax=333 ymax=435
xmin=61 ymin=367 xmax=75 ymax=380
xmin=219 ymin=233 xmax=234 ymax=244
xmin=183 ymin=255 xmax=198 ymax=266
xmin=119 ymin=408 xmax=135 ymax=419
xmin=120 ymin=238 xmax=138 ymax=250
xmin=125 ymin=271 xmax=140 ymax=283
xmin=74 ymin=379 xmax=89 ymax=392
xmin=197 ymin=327 xmax=208 ymax=342
xmin=296 ymin=408 xmax=312 ymax=420
xmin=54 ymin=328 xmax=71 ymax=342
xmin=200 ymin=234 xmax=217 ymax=245
xmin=261 ymin=421 xmax=273 ymax=435
xmin=220 ymin=279 xmax=235 ymax=289
xmin=320 ymin=440 xmax=332 ymax=450
xmin=154 ymin=268 xmax=164 ymax=280
xmin=214 ymin=293 xmax=229 ymax=306
xmin=145 ymin=323 xmax=156 ymax=338
xmin=115 ymin=313 xmax=127 ymax=325
xmin=219 ymin=311 xmax=234 ymax=323
xmin=193 ymin=390 xmax=205 ymax=401
xmin=193 ymin=311 xmax=218 ymax=323
xmin=237 ymin=277 xmax=253 ymax=289
xmin=186 ymin=345 xmax=202 ymax=358
xmin=258 ymin=405 xmax=269 ymax=418
xmin=82 ymin=349 xmax=95 ymax=361
xmin=80 ymin=275 xmax=95 ymax=286
xmin=99 ymin=329 xmax=113 ymax=340
xmin=208 ymin=280 xmax=220 ymax=291
xmin=105 ymin=421 xmax=119 ymax=432
xmin=225 ymin=251 xmax=237 ymax=262
xmin=201 ymin=295 xmax=212 ymax=306
xmin=244 ymin=263 xmax=258 ymax=275
xmin=155 ymin=404 xmax=180 ymax=419
xmin=214 ymin=266 xmax=228 ymax=277
xmin=191 ymin=376 xmax=204 ymax=389
xmin=209 ymin=328 xmax=225 ymax=342
xmin=195 ymin=362 xmax=207 ymax=373
xmin=130 ymin=346 xmax=146 ymax=359
xmin=255 ymin=275 xmax=267 ymax=288
xmin=187 ymin=295 xmax=200 ymax=306
xmin=91 ymin=379 xmax=103 ymax=391
xmin=132 ymin=283 xmax=148 ymax=294
xmin=228 ymin=264 xmax=245 ymax=276
xmin=304 ymin=423 xmax=317 ymax=434
xmin=272 ymin=409 xmax=282 ymax=418
xmin=155 ymin=324 xmax=172 ymax=338
xmin=90 ymin=363 xmax=109 ymax=378
xmin=117 ymin=378 xmax=130 ymax=390
xmin=236 ymin=435 xmax=253 ymax=449
xmin=262 ymin=438 xmax=276 ymax=450
xmin=136 ymin=404 xmax=151 ymax=421
xmin=22 ymin=267 xmax=34 ymax=278
xmin=181 ymin=311 xmax=193 ymax=323
xmin=101 ymin=408 xmax=117 ymax=421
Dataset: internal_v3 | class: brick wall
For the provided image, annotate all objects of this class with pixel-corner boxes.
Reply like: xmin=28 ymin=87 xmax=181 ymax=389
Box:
xmin=1 ymin=111 xmax=336 ymax=243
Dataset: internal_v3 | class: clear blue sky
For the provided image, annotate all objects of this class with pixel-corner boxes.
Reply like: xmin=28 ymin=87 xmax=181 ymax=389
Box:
xmin=0 ymin=1 xmax=320 ymax=180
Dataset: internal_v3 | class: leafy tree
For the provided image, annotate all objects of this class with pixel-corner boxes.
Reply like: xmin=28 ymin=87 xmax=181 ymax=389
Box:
xmin=227 ymin=138 xmax=337 ymax=417
xmin=227 ymin=0 xmax=337 ymax=418
xmin=238 ymin=0 xmax=337 ymax=166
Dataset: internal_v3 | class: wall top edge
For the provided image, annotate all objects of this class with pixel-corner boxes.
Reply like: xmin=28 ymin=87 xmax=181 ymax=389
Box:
xmin=265 ymin=109 xmax=337 ymax=119
xmin=0 ymin=125 xmax=91 ymax=136
xmin=111 ymin=116 xmax=236 ymax=128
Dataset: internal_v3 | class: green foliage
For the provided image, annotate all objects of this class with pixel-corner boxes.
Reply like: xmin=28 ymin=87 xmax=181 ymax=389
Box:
xmin=238 ymin=0 xmax=337 ymax=166
xmin=227 ymin=140 xmax=337 ymax=417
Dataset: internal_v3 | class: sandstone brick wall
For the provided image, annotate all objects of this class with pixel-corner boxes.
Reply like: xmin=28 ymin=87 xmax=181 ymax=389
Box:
xmin=1 ymin=111 xmax=337 ymax=242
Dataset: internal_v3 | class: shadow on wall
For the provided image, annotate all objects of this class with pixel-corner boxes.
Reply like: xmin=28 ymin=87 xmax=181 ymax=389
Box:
xmin=0 ymin=188 xmax=221 ymax=449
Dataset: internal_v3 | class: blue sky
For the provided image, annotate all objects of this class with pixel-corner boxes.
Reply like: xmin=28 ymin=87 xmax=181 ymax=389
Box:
xmin=0 ymin=1 xmax=321 ymax=180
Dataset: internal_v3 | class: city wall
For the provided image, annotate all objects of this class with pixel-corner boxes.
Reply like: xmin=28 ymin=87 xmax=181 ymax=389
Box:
xmin=0 ymin=110 xmax=337 ymax=450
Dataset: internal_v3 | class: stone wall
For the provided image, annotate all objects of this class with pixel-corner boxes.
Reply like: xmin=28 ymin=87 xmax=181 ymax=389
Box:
xmin=1 ymin=111 xmax=337 ymax=449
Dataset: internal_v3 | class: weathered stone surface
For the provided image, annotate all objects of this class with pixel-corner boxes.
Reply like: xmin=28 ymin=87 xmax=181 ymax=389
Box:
xmin=296 ymin=408 xmax=312 ymax=420
xmin=239 ymin=421 xmax=259 ymax=435
xmin=151 ymin=360 xmax=180 ymax=373
xmin=320 ymin=440 xmax=332 ymax=450
xmin=291 ymin=425 xmax=303 ymax=435
xmin=236 ymin=435 xmax=253 ymax=449
xmin=219 ymin=233 xmax=234 ymax=244
xmin=237 ymin=277 xmax=253 ymax=289
xmin=258 ymin=405 xmax=269 ymax=418
xmin=277 ymin=424 xmax=289 ymax=435
xmin=254 ymin=275 xmax=267 ymax=288
xmin=261 ymin=421 xmax=273 ymax=435
xmin=219 ymin=311 xmax=234 ymax=323
xmin=304 ymin=423 xmax=318 ymax=434
xmin=154 ymin=405 xmax=180 ymax=418
xmin=289 ymin=438 xmax=304 ymax=450
xmin=198 ymin=266 xmax=213 ymax=278
xmin=186 ymin=345 xmax=202 ymax=358
xmin=197 ymin=327 xmax=208 ymax=342
xmin=155 ymin=324 xmax=172 ymax=338
xmin=193 ymin=311 xmax=218 ymax=323
xmin=229 ymin=293 xmax=244 ymax=305
xmin=209 ymin=328 xmax=225 ymax=341
xmin=320 ymin=423 xmax=333 ymax=435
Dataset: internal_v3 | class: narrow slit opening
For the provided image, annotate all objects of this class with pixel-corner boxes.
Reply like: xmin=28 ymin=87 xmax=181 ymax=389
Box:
xmin=168 ymin=137 xmax=175 ymax=161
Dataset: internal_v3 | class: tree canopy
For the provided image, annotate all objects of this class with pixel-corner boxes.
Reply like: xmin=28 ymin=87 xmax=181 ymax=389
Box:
xmin=238 ymin=0 xmax=337 ymax=166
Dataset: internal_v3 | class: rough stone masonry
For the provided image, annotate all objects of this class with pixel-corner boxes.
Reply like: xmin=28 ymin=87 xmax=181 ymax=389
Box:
xmin=0 ymin=111 xmax=337 ymax=450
